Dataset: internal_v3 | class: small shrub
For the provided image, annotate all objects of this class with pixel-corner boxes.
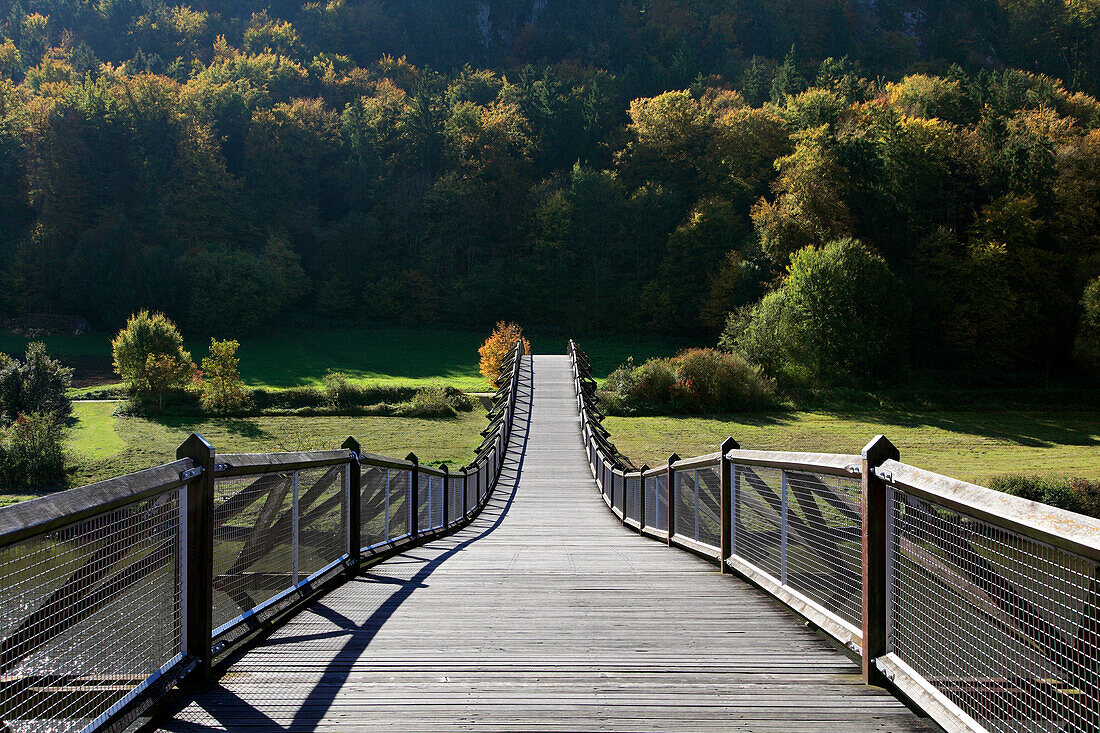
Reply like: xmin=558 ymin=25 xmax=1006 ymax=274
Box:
xmin=674 ymin=348 xmax=776 ymax=411
xmin=112 ymin=311 xmax=195 ymax=408
xmin=605 ymin=357 xmax=637 ymax=397
xmin=478 ymin=321 xmax=531 ymax=388
xmin=0 ymin=412 xmax=66 ymax=489
xmin=990 ymin=474 xmax=1100 ymax=519
xmin=632 ymin=358 xmax=677 ymax=403
xmin=0 ymin=342 xmax=72 ymax=421
xmin=401 ymin=384 xmax=474 ymax=418
xmin=322 ymin=371 xmax=358 ymax=408
xmin=200 ymin=339 xmax=251 ymax=414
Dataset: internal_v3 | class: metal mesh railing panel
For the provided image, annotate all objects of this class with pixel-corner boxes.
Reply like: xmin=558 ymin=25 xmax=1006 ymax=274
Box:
xmin=674 ymin=469 xmax=694 ymax=539
xmin=361 ymin=466 xmax=387 ymax=548
xmin=674 ymin=467 xmax=718 ymax=547
xmin=212 ymin=471 xmax=294 ymax=632
xmin=431 ymin=476 xmax=444 ymax=530
xmin=626 ymin=477 xmax=640 ymax=523
xmin=295 ymin=464 xmax=348 ymax=576
xmin=655 ymin=473 xmax=669 ymax=532
xmin=888 ymin=489 xmax=1100 ymax=733
xmin=613 ymin=474 xmax=625 ymax=515
xmin=448 ymin=476 xmax=463 ymax=523
xmin=783 ymin=470 xmax=863 ymax=628
xmin=387 ymin=469 xmax=411 ymax=539
xmin=694 ymin=465 xmax=720 ymax=548
xmin=417 ymin=474 xmax=431 ymax=531
xmin=0 ymin=493 xmax=183 ymax=732
xmin=643 ymin=476 xmax=656 ymax=528
xmin=732 ymin=464 xmax=783 ymax=579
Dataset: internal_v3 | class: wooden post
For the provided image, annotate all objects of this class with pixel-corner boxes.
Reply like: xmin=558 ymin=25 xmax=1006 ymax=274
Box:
xmin=441 ymin=464 xmax=450 ymax=528
xmin=407 ymin=452 xmax=419 ymax=538
xmin=861 ymin=434 xmax=898 ymax=686
xmin=178 ymin=433 xmax=215 ymax=682
xmin=638 ymin=465 xmax=650 ymax=529
xmin=667 ymin=453 xmax=680 ymax=546
xmin=719 ymin=437 xmax=739 ymax=574
xmin=341 ymin=437 xmax=362 ymax=566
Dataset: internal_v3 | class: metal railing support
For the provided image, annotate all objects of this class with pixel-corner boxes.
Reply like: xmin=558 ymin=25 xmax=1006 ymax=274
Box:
xmin=639 ymin=465 xmax=649 ymax=528
xmin=719 ymin=437 xmax=738 ymax=573
xmin=177 ymin=433 xmax=215 ymax=682
xmin=861 ymin=434 xmax=898 ymax=686
xmin=342 ymin=437 xmax=361 ymax=564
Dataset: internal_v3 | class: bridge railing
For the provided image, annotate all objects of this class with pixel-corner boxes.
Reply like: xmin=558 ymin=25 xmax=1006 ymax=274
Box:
xmin=569 ymin=339 xmax=1100 ymax=733
xmin=0 ymin=340 xmax=525 ymax=733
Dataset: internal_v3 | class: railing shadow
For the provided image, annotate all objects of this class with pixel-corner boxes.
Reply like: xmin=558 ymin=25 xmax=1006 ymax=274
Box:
xmin=156 ymin=359 xmax=535 ymax=731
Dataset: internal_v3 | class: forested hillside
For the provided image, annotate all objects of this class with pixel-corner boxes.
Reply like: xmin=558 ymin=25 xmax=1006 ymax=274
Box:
xmin=1 ymin=0 xmax=1099 ymax=384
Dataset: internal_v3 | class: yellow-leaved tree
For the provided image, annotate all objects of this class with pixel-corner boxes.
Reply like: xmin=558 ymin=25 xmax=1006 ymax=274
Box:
xmin=478 ymin=322 xmax=530 ymax=388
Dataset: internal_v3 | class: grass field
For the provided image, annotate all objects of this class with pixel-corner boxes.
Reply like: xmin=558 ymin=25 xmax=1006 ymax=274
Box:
xmin=604 ymin=410 xmax=1100 ymax=485
xmin=56 ymin=403 xmax=488 ymax=492
xmin=0 ymin=325 xmax=685 ymax=393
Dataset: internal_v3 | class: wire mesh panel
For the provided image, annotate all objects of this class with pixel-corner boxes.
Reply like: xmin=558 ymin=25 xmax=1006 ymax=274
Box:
xmin=0 ymin=493 xmax=183 ymax=732
xmin=360 ymin=466 xmax=387 ymax=548
xmin=694 ymin=465 xmax=721 ymax=548
xmin=387 ymin=469 xmax=411 ymax=540
xmin=417 ymin=473 xmax=432 ymax=532
xmin=888 ymin=489 xmax=1100 ymax=733
xmin=211 ymin=471 xmax=294 ymax=633
xmin=781 ymin=470 xmax=863 ymax=628
xmin=295 ymin=464 xmax=348 ymax=577
xmin=465 ymin=471 xmax=476 ymax=517
xmin=654 ymin=473 xmax=669 ymax=532
xmin=625 ymin=477 xmax=640 ymax=523
xmin=431 ymin=476 xmax=445 ymax=530
xmin=448 ymin=475 xmax=463 ymax=524
xmin=732 ymin=464 xmax=783 ymax=579
xmin=643 ymin=476 xmax=656 ymax=529
xmin=613 ymin=472 xmax=625 ymax=516
xmin=674 ymin=469 xmax=697 ymax=542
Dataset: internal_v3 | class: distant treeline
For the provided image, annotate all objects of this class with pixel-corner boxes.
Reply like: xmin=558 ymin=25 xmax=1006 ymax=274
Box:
xmin=0 ymin=1 xmax=1099 ymax=383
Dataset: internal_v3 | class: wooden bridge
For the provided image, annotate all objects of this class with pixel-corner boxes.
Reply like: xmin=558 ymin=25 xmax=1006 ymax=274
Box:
xmin=0 ymin=342 xmax=1097 ymax=732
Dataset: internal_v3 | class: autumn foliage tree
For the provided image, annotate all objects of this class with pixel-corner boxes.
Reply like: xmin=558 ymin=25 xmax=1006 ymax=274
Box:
xmin=478 ymin=322 xmax=530 ymax=388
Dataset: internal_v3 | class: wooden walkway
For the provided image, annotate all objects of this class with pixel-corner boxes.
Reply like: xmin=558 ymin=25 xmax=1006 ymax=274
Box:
xmin=156 ymin=356 xmax=936 ymax=731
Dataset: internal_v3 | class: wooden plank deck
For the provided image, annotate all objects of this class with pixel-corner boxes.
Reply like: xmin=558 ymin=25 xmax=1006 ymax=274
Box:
xmin=155 ymin=355 xmax=937 ymax=731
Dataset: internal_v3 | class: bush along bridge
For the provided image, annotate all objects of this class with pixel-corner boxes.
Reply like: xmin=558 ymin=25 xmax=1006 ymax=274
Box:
xmin=0 ymin=340 xmax=1097 ymax=732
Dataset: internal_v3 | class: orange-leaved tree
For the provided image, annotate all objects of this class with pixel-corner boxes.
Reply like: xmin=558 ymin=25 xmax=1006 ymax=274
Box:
xmin=478 ymin=322 xmax=530 ymax=387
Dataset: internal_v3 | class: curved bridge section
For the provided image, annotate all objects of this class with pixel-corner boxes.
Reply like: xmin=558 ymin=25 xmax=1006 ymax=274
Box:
xmin=158 ymin=355 xmax=934 ymax=731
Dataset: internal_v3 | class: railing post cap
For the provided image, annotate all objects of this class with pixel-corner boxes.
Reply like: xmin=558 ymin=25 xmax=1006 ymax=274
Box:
xmin=668 ymin=453 xmax=680 ymax=465
xmin=440 ymin=463 xmax=449 ymax=475
xmin=861 ymin=434 xmax=899 ymax=464
xmin=720 ymin=437 xmax=740 ymax=453
xmin=177 ymin=432 xmax=214 ymax=460
xmin=341 ymin=436 xmax=361 ymax=452
xmin=406 ymin=452 xmax=419 ymax=464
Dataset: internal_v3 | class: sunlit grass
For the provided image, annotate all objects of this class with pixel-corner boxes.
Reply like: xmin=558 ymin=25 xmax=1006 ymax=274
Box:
xmin=604 ymin=410 xmax=1100 ymax=485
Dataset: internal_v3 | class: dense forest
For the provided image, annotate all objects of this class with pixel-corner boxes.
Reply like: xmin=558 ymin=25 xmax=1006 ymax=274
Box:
xmin=1 ymin=0 xmax=1099 ymax=385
